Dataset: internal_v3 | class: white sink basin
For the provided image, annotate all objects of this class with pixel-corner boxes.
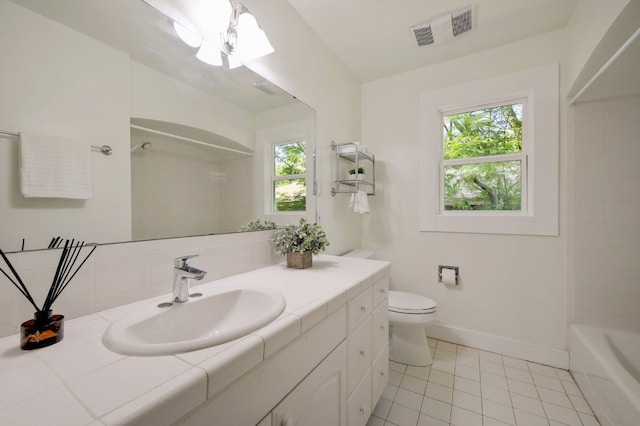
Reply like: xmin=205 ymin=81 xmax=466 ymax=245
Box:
xmin=103 ymin=287 xmax=286 ymax=356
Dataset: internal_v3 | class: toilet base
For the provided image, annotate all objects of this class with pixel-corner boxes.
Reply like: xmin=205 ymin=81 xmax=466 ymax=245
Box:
xmin=389 ymin=325 xmax=433 ymax=367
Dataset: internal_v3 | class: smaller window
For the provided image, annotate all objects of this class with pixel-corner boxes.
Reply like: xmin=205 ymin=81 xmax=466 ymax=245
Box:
xmin=441 ymin=102 xmax=526 ymax=212
xmin=272 ymin=141 xmax=306 ymax=212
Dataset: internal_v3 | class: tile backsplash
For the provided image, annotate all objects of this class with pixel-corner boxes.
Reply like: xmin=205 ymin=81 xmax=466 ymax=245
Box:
xmin=0 ymin=231 xmax=281 ymax=338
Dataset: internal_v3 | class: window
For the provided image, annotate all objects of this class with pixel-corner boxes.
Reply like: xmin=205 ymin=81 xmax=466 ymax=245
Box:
xmin=272 ymin=140 xmax=306 ymax=212
xmin=419 ymin=64 xmax=559 ymax=236
xmin=442 ymin=101 xmax=526 ymax=212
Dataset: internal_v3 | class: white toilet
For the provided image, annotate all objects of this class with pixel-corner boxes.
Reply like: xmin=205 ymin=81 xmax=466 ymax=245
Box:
xmin=342 ymin=250 xmax=437 ymax=367
xmin=388 ymin=291 xmax=437 ymax=366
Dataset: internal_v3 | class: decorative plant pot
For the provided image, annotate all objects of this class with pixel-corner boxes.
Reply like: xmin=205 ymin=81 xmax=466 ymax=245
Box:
xmin=286 ymin=251 xmax=312 ymax=269
xmin=20 ymin=310 xmax=64 ymax=350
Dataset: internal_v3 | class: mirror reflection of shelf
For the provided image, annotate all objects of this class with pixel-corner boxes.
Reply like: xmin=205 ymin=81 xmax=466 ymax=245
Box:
xmin=336 ymin=150 xmax=374 ymax=163
xmin=331 ymin=141 xmax=376 ymax=197
xmin=336 ymin=179 xmax=374 ymax=186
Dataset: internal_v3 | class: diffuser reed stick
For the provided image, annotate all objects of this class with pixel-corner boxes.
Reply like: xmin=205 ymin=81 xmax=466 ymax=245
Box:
xmin=0 ymin=240 xmax=96 ymax=316
xmin=0 ymin=250 xmax=40 ymax=311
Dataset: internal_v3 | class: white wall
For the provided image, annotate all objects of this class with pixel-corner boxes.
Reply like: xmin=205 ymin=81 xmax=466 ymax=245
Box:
xmin=131 ymin=62 xmax=254 ymax=150
xmin=219 ymin=155 xmax=256 ymax=231
xmin=131 ymin=134 xmax=246 ymax=240
xmin=0 ymin=0 xmax=132 ymax=251
xmin=129 ymin=62 xmax=259 ymax=239
xmin=361 ymin=30 xmax=570 ymax=359
xmin=569 ymin=95 xmax=640 ymax=332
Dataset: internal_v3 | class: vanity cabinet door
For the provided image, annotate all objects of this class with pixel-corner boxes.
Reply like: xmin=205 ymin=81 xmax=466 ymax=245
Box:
xmin=347 ymin=316 xmax=373 ymax=394
xmin=371 ymin=302 xmax=388 ymax=355
xmin=270 ymin=341 xmax=347 ymax=426
xmin=347 ymin=368 xmax=372 ymax=426
xmin=371 ymin=342 xmax=389 ymax=408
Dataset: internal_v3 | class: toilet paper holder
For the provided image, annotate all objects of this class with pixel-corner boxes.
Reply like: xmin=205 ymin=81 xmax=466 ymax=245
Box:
xmin=438 ymin=265 xmax=459 ymax=285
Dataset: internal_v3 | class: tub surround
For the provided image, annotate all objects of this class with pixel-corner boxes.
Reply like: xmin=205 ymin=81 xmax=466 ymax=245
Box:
xmin=0 ymin=255 xmax=390 ymax=425
xmin=569 ymin=324 xmax=640 ymax=426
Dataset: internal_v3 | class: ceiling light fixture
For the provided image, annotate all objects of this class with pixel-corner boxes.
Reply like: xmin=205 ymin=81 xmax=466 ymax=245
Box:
xmin=223 ymin=3 xmax=275 ymax=62
xmin=173 ymin=21 xmax=202 ymax=48
xmin=196 ymin=40 xmax=223 ymax=66
xmin=172 ymin=0 xmax=274 ymax=68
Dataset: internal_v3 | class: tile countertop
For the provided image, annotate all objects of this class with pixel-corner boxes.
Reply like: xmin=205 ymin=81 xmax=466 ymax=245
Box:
xmin=0 ymin=255 xmax=390 ymax=426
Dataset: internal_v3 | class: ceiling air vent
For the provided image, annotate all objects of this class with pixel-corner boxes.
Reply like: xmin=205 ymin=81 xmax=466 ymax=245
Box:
xmin=411 ymin=5 xmax=475 ymax=47
xmin=452 ymin=8 xmax=473 ymax=36
xmin=412 ymin=24 xmax=434 ymax=47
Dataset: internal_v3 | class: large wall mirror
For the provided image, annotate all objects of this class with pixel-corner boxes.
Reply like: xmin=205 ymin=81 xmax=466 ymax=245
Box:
xmin=0 ymin=0 xmax=316 ymax=253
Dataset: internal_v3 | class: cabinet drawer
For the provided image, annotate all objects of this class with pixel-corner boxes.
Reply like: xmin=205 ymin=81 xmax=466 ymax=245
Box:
xmin=371 ymin=302 xmax=388 ymax=355
xmin=347 ymin=317 xmax=372 ymax=394
xmin=371 ymin=343 xmax=389 ymax=408
xmin=347 ymin=368 xmax=372 ymax=426
xmin=347 ymin=287 xmax=372 ymax=333
xmin=372 ymin=276 xmax=389 ymax=307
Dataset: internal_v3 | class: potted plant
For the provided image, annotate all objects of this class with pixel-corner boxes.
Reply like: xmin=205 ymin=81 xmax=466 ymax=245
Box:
xmin=240 ymin=219 xmax=277 ymax=232
xmin=348 ymin=167 xmax=365 ymax=181
xmin=272 ymin=218 xmax=329 ymax=269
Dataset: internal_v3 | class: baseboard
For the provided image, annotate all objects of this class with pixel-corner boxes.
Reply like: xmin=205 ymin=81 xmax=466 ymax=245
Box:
xmin=427 ymin=324 xmax=569 ymax=370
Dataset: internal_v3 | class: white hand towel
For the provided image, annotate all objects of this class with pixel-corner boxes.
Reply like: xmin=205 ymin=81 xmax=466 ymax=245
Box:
xmin=350 ymin=191 xmax=359 ymax=212
xmin=20 ymin=132 xmax=92 ymax=199
xmin=356 ymin=190 xmax=370 ymax=214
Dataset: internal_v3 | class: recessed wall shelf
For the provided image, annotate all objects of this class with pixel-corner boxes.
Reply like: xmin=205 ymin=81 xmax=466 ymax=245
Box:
xmin=331 ymin=141 xmax=376 ymax=197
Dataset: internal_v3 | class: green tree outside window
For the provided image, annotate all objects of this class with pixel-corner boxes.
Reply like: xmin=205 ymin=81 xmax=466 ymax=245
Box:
xmin=273 ymin=141 xmax=306 ymax=212
xmin=442 ymin=103 xmax=524 ymax=211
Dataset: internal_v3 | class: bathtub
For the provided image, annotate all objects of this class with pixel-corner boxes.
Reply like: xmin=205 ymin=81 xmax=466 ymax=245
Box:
xmin=569 ymin=324 xmax=640 ymax=425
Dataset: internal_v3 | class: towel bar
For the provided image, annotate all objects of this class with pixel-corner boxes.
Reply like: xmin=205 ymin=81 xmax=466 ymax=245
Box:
xmin=0 ymin=129 xmax=113 ymax=156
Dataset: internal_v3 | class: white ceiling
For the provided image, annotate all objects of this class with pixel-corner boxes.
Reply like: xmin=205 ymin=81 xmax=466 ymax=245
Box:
xmin=287 ymin=0 xmax=580 ymax=82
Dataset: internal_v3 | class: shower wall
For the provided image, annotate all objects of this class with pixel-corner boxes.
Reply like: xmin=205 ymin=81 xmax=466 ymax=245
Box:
xmin=568 ymin=94 xmax=640 ymax=332
xmin=131 ymin=136 xmax=254 ymax=240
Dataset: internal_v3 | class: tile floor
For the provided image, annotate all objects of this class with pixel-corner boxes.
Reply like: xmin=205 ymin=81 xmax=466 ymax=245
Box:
xmin=367 ymin=338 xmax=599 ymax=426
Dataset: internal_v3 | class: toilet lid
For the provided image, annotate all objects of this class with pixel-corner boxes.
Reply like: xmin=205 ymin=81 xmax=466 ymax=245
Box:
xmin=388 ymin=291 xmax=437 ymax=314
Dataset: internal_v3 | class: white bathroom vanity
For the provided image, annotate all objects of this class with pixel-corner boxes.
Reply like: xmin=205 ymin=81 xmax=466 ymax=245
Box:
xmin=0 ymin=255 xmax=389 ymax=426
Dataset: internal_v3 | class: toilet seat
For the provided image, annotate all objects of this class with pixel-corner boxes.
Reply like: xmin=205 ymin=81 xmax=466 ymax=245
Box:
xmin=388 ymin=291 xmax=437 ymax=314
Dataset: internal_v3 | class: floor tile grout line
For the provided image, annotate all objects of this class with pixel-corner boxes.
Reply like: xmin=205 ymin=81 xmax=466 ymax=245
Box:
xmin=370 ymin=337 xmax=599 ymax=426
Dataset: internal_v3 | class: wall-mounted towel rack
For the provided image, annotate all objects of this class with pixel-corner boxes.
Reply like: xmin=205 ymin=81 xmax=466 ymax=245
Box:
xmin=0 ymin=129 xmax=113 ymax=156
xmin=331 ymin=141 xmax=376 ymax=196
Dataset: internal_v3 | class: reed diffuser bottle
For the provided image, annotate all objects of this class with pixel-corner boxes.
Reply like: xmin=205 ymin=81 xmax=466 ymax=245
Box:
xmin=0 ymin=239 xmax=96 ymax=350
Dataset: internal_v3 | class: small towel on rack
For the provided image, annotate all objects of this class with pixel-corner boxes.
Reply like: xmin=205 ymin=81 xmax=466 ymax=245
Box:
xmin=349 ymin=190 xmax=370 ymax=214
xmin=20 ymin=132 xmax=92 ymax=199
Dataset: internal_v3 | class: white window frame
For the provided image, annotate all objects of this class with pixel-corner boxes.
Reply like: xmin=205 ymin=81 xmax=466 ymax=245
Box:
xmin=256 ymin=117 xmax=315 ymax=225
xmin=271 ymin=139 xmax=307 ymax=214
xmin=419 ymin=64 xmax=558 ymax=236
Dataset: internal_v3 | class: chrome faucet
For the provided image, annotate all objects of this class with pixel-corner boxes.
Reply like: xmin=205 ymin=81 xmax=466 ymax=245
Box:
xmin=173 ymin=255 xmax=207 ymax=303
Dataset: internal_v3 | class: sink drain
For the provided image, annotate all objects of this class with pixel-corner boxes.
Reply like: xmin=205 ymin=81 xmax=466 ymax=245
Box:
xmin=189 ymin=292 xmax=203 ymax=298
xmin=157 ymin=302 xmax=173 ymax=308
